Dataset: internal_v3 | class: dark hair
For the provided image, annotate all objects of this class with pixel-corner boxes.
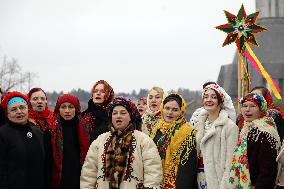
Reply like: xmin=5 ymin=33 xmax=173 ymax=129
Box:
xmin=203 ymin=88 xmax=223 ymax=105
xmin=27 ymin=87 xmax=47 ymax=99
xmin=250 ymin=86 xmax=268 ymax=97
xmin=163 ymin=94 xmax=182 ymax=108
xmin=0 ymin=88 xmax=2 ymax=94
xmin=108 ymin=97 xmax=142 ymax=130
xmin=202 ymin=81 xmax=217 ymax=89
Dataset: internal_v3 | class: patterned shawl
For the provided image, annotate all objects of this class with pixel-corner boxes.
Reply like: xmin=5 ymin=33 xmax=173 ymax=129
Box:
xmin=50 ymin=114 xmax=89 ymax=189
xmin=29 ymin=107 xmax=53 ymax=132
xmin=228 ymin=116 xmax=280 ymax=189
xmin=150 ymin=94 xmax=196 ymax=189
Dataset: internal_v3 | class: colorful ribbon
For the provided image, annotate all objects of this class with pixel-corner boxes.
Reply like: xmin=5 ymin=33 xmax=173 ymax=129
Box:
xmin=244 ymin=43 xmax=282 ymax=99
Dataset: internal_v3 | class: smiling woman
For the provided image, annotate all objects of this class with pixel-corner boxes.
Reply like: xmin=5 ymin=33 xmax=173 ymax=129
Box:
xmin=150 ymin=93 xmax=197 ymax=189
xmin=195 ymin=83 xmax=238 ymax=189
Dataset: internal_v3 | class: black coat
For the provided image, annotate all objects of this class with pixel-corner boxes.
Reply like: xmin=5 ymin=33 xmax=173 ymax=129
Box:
xmin=247 ymin=126 xmax=279 ymax=189
xmin=0 ymin=121 xmax=45 ymax=189
xmin=80 ymin=100 xmax=110 ymax=142
xmin=268 ymin=109 xmax=284 ymax=142
xmin=0 ymin=107 xmax=5 ymax=127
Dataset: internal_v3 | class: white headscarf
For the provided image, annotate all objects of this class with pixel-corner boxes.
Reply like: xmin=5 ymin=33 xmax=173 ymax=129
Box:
xmin=202 ymin=83 xmax=236 ymax=122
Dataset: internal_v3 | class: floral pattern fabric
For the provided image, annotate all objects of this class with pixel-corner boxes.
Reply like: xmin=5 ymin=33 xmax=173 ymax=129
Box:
xmin=228 ymin=121 xmax=252 ymax=189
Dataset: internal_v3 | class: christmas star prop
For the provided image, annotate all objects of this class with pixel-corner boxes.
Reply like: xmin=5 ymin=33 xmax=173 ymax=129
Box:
xmin=216 ymin=4 xmax=266 ymax=53
xmin=216 ymin=4 xmax=282 ymax=99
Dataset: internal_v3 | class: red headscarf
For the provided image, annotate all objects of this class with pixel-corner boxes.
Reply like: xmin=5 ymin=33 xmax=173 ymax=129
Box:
xmin=50 ymin=94 xmax=89 ymax=189
xmin=91 ymin=80 xmax=114 ymax=109
xmin=251 ymin=87 xmax=284 ymax=119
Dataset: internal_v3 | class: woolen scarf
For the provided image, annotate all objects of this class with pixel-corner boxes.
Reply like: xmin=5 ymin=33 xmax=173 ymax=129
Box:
xmin=105 ymin=124 xmax=133 ymax=189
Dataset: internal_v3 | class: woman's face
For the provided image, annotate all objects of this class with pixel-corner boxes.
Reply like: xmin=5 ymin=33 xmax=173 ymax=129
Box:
xmin=112 ymin=106 xmax=131 ymax=131
xmin=241 ymin=101 xmax=261 ymax=122
xmin=30 ymin=90 xmax=47 ymax=113
xmin=137 ymin=100 xmax=147 ymax=115
xmin=202 ymin=89 xmax=221 ymax=113
xmin=7 ymin=101 xmax=28 ymax=125
xmin=92 ymin=83 xmax=106 ymax=104
xmin=59 ymin=102 xmax=76 ymax=120
xmin=148 ymin=89 xmax=163 ymax=112
xmin=163 ymin=100 xmax=181 ymax=123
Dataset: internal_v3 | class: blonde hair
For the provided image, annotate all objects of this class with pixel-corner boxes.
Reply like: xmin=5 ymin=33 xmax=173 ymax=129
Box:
xmin=150 ymin=86 xmax=164 ymax=97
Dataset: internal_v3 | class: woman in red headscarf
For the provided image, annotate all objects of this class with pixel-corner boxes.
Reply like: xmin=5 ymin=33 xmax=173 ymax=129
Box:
xmin=79 ymin=80 xmax=114 ymax=143
xmin=27 ymin=87 xmax=53 ymax=132
xmin=47 ymin=94 xmax=88 ymax=189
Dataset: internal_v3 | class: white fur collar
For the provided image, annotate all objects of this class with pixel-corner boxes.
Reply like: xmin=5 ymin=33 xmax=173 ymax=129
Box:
xmin=196 ymin=109 xmax=230 ymax=149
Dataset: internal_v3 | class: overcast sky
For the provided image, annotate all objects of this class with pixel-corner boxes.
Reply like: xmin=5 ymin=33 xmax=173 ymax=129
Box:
xmin=0 ymin=0 xmax=255 ymax=93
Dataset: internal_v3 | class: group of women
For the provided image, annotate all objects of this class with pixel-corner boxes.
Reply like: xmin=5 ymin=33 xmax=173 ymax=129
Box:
xmin=0 ymin=81 xmax=284 ymax=189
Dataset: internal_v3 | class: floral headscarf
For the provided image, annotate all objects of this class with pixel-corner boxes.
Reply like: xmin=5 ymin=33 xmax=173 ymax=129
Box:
xmin=240 ymin=93 xmax=267 ymax=113
xmin=202 ymin=83 xmax=236 ymax=122
xmin=91 ymin=80 xmax=114 ymax=109
xmin=108 ymin=97 xmax=142 ymax=130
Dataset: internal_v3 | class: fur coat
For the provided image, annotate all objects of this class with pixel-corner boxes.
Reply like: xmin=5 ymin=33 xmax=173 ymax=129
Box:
xmin=195 ymin=109 xmax=239 ymax=189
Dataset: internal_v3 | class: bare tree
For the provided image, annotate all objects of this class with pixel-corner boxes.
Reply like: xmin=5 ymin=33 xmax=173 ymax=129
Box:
xmin=0 ymin=56 xmax=36 ymax=93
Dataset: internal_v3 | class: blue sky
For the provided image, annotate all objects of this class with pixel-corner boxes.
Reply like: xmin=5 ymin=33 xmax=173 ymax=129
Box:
xmin=0 ymin=0 xmax=255 ymax=93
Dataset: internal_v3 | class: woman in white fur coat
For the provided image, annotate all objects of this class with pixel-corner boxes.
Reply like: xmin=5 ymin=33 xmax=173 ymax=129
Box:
xmin=195 ymin=83 xmax=239 ymax=189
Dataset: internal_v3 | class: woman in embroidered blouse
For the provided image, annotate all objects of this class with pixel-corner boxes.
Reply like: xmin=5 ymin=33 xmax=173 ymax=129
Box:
xmin=194 ymin=83 xmax=238 ymax=189
xmin=142 ymin=86 xmax=167 ymax=135
xmin=80 ymin=97 xmax=162 ymax=189
xmin=228 ymin=93 xmax=280 ymax=189
xmin=150 ymin=93 xmax=197 ymax=189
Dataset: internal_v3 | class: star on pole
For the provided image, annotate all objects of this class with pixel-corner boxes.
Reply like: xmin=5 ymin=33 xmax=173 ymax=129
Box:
xmin=216 ymin=4 xmax=266 ymax=52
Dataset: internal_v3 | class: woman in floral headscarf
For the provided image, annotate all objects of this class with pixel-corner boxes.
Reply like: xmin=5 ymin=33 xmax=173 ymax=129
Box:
xmin=250 ymin=86 xmax=284 ymax=141
xmin=142 ymin=86 xmax=167 ymax=135
xmin=27 ymin=87 xmax=53 ymax=132
xmin=195 ymin=83 xmax=238 ymax=189
xmin=228 ymin=93 xmax=280 ymax=189
xmin=79 ymin=80 xmax=114 ymax=147
xmin=80 ymin=97 xmax=162 ymax=189
xmin=150 ymin=93 xmax=197 ymax=189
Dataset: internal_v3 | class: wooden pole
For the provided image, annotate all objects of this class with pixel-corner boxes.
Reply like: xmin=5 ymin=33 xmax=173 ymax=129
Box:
xmin=238 ymin=53 xmax=241 ymax=113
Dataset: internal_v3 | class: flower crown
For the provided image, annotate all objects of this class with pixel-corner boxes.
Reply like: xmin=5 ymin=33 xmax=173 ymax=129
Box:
xmin=240 ymin=93 xmax=267 ymax=112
